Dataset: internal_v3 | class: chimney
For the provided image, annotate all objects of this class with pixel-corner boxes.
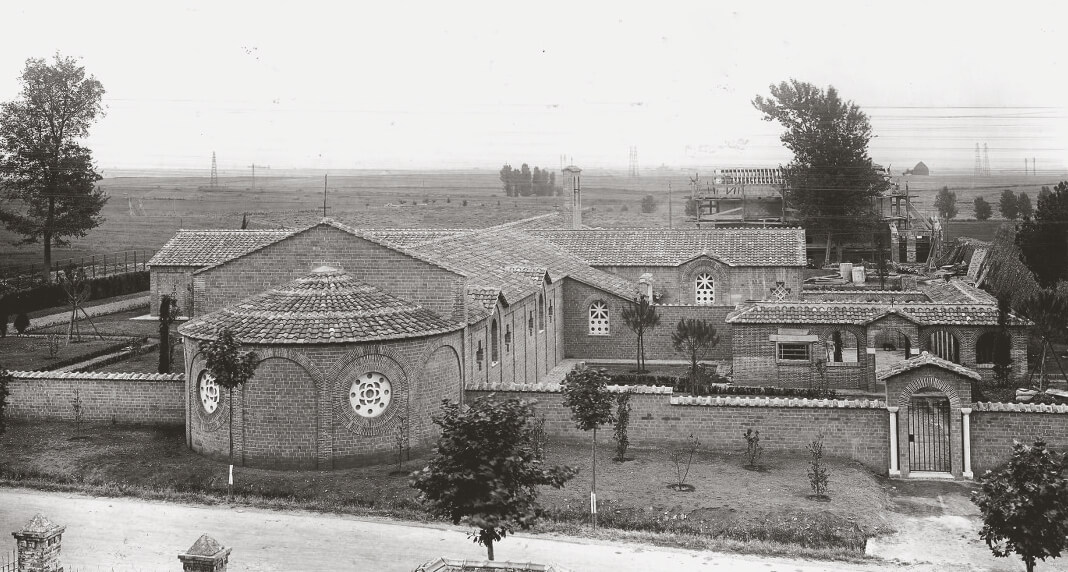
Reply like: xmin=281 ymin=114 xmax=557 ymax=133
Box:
xmin=562 ymin=165 xmax=582 ymax=229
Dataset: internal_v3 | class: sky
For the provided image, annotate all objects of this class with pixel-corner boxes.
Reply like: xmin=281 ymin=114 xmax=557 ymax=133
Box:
xmin=1 ymin=0 xmax=1067 ymax=174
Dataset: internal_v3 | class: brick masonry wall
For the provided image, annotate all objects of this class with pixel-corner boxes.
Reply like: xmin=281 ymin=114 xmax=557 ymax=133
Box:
xmin=970 ymin=407 xmax=1068 ymax=475
xmin=474 ymin=283 xmax=563 ymax=386
xmin=6 ymin=372 xmax=184 ymax=425
xmin=732 ymin=323 xmax=874 ymax=390
xmin=562 ymin=279 xmax=733 ymax=362
xmin=467 ymin=388 xmax=890 ymax=472
xmin=150 ymin=266 xmax=196 ymax=317
xmin=594 ymin=261 xmax=802 ymax=307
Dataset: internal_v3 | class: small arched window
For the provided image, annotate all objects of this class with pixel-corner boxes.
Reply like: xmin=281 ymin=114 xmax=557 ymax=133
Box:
xmin=504 ymin=324 xmax=512 ymax=352
xmin=589 ymin=301 xmax=610 ymax=335
xmin=476 ymin=340 xmax=484 ymax=371
xmin=490 ymin=318 xmax=499 ymax=364
xmin=695 ymin=273 xmax=714 ymax=305
xmin=976 ymin=331 xmax=1011 ymax=365
xmin=537 ymin=293 xmax=545 ymax=331
xmin=826 ymin=330 xmax=860 ymax=364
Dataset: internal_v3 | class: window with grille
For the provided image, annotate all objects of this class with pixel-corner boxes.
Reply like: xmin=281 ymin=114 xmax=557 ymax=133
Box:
xmin=770 ymin=281 xmax=791 ymax=301
xmin=928 ymin=331 xmax=960 ymax=363
xmin=695 ymin=273 xmax=715 ymax=305
xmin=589 ymin=301 xmax=610 ymax=335
xmin=777 ymin=342 xmax=809 ymax=361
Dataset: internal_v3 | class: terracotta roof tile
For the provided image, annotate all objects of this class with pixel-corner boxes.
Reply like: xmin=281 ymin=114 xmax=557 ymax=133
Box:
xmin=527 ymin=228 xmax=806 ymax=267
xmin=149 ymin=230 xmax=293 ymax=266
xmin=877 ymin=351 xmax=983 ymax=382
xmin=725 ymin=301 xmax=1029 ymax=326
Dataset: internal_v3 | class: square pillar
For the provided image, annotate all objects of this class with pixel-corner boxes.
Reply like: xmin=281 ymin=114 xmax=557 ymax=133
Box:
xmin=961 ymin=407 xmax=974 ymax=479
xmin=906 ymin=232 xmax=917 ymax=263
xmin=12 ymin=514 xmax=65 ymax=572
xmin=887 ymin=406 xmax=901 ymax=477
xmin=179 ymin=535 xmax=231 ymax=572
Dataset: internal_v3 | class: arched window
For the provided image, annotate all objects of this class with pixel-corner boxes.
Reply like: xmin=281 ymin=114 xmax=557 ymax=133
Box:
xmin=976 ymin=331 xmax=1011 ymax=365
xmin=695 ymin=273 xmax=714 ymax=305
xmin=537 ymin=293 xmax=545 ymax=331
xmin=826 ymin=330 xmax=860 ymax=364
xmin=928 ymin=330 xmax=960 ymax=364
xmin=490 ymin=319 xmax=499 ymax=364
xmin=589 ymin=301 xmax=610 ymax=335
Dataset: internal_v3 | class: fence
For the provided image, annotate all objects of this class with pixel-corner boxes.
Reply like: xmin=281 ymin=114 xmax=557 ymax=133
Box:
xmin=0 ymin=549 xmax=14 ymax=572
xmin=0 ymin=249 xmax=154 ymax=288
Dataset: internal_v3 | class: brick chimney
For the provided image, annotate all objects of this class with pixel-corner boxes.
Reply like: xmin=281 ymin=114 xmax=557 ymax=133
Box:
xmin=562 ymin=165 xmax=582 ymax=229
xmin=12 ymin=513 xmax=65 ymax=572
xmin=178 ymin=534 xmax=231 ymax=572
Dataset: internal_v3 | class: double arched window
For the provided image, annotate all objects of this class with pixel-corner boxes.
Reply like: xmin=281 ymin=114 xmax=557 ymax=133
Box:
xmin=695 ymin=273 xmax=714 ymax=305
xmin=589 ymin=301 xmax=610 ymax=335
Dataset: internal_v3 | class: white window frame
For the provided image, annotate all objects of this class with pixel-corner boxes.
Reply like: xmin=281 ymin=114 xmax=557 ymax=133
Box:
xmin=776 ymin=342 xmax=810 ymax=362
xmin=695 ymin=273 xmax=715 ymax=305
xmin=589 ymin=301 xmax=610 ymax=336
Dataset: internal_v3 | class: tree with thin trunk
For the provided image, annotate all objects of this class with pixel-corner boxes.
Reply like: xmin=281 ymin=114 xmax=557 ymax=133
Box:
xmin=1020 ymin=289 xmax=1068 ymax=392
xmin=199 ymin=328 xmax=258 ymax=497
xmin=973 ymin=439 xmax=1068 ymax=572
xmin=1000 ymin=189 xmax=1020 ymax=220
xmin=752 ymin=80 xmax=889 ymax=263
xmin=670 ymin=318 xmax=720 ymax=395
xmin=410 ymin=396 xmax=576 ymax=561
xmin=935 ymin=186 xmax=958 ymax=220
xmin=561 ymin=366 xmax=615 ymax=528
xmin=621 ymin=295 xmax=660 ymax=373
xmin=0 ymin=55 xmax=107 ymax=282
xmin=974 ymin=196 xmax=992 ymax=220
xmin=0 ymin=364 xmax=12 ymax=437
xmin=158 ymin=294 xmax=178 ymax=373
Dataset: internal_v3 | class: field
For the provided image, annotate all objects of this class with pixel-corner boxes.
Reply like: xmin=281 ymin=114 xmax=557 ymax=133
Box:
xmin=1 ymin=169 xmax=1064 ymax=270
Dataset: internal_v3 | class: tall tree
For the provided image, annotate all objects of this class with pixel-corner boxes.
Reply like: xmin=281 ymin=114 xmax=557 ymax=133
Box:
xmin=0 ymin=364 xmax=11 ymax=437
xmin=200 ymin=328 xmax=258 ymax=496
xmin=753 ymin=80 xmax=890 ymax=263
xmin=670 ymin=318 xmax=720 ymax=394
xmin=973 ymin=439 xmax=1068 ymax=572
xmin=934 ymin=186 xmax=957 ymax=219
xmin=974 ymin=196 xmax=992 ymax=220
xmin=499 ymin=164 xmax=514 ymax=197
xmin=1017 ymin=181 xmax=1068 ymax=287
xmin=1017 ymin=192 xmax=1034 ymax=220
xmin=410 ymin=396 xmax=576 ymax=561
xmin=621 ymin=295 xmax=660 ymax=373
xmin=560 ymin=366 xmax=615 ymax=529
xmin=0 ymin=55 xmax=107 ymax=281
xmin=518 ymin=163 xmax=533 ymax=196
xmin=548 ymin=171 xmax=557 ymax=195
xmin=999 ymin=189 xmax=1019 ymax=220
xmin=1019 ymin=289 xmax=1068 ymax=391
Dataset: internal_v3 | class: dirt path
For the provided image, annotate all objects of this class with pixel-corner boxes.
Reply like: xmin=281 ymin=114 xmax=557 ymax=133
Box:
xmin=0 ymin=487 xmax=902 ymax=572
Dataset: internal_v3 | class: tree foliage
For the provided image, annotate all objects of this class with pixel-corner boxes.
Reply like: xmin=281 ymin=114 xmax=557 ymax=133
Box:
xmin=561 ymin=365 xmax=615 ymax=527
xmin=199 ymin=328 xmax=258 ymax=492
xmin=671 ymin=318 xmax=720 ymax=394
xmin=1017 ymin=181 xmax=1068 ymax=288
xmin=752 ymin=80 xmax=890 ymax=262
xmin=973 ymin=196 xmax=992 ymax=220
xmin=1017 ymin=192 xmax=1034 ymax=220
xmin=999 ymin=189 xmax=1020 ymax=220
xmin=0 ymin=364 xmax=11 ymax=437
xmin=935 ymin=186 xmax=958 ymax=219
xmin=158 ymin=294 xmax=178 ymax=374
xmin=640 ymin=194 xmax=657 ymax=213
xmin=0 ymin=55 xmax=108 ymax=280
xmin=410 ymin=396 xmax=576 ymax=560
xmin=621 ymin=295 xmax=660 ymax=372
xmin=1020 ymin=289 xmax=1068 ymax=390
xmin=613 ymin=392 xmax=631 ymax=462
xmin=973 ymin=439 xmax=1068 ymax=572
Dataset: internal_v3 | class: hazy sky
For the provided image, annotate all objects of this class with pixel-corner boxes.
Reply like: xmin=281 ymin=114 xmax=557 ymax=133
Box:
xmin=2 ymin=1 xmax=1066 ymax=173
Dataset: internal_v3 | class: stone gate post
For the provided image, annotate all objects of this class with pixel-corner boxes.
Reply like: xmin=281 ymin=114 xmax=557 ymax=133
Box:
xmin=11 ymin=514 xmax=65 ymax=572
xmin=178 ymin=535 xmax=231 ymax=572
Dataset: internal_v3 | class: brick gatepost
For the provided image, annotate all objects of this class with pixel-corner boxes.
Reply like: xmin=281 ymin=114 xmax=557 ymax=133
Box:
xmin=178 ymin=534 xmax=231 ymax=572
xmin=12 ymin=513 xmax=65 ymax=572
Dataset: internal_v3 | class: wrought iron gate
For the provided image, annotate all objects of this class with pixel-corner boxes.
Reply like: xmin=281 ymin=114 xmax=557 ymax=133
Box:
xmin=908 ymin=395 xmax=951 ymax=473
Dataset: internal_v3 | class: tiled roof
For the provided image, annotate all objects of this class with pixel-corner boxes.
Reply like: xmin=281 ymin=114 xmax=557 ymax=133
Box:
xmin=363 ymin=228 xmax=472 ymax=247
xmin=466 ymin=286 xmax=502 ymax=322
xmin=725 ymin=302 xmax=1030 ymax=326
xmin=972 ymin=401 xmax=1068 ymax=413
xmin=8 ymin=371 xmax=184 ymax=381
xmin=918 ymin=280 xmax=997 ymax=304
xmin=180 ymin=266 xmax=461 ymax=344
xmin=877 ymin=352 xmax=982 ymax=382
xmin=149 ymin=230 xmax=293 ymax=266
xmin=526 ymin=228 xmax=807 ymax=267
xmin=670 ymin=395 xmax=887 ymax=409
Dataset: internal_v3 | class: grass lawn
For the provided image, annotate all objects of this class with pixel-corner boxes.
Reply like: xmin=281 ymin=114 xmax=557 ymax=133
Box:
xmin=34 ymin=310 xmax=163 ymax=340
xmin=0 ymin=421 xmax=892 ymax=560
xmin=88 ymin=345 xmax=175 ymax=374
xmin=0 ymin=337 xmax=125 ymax=371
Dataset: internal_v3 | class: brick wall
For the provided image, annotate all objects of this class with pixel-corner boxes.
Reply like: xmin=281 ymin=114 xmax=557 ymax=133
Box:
xmin=467 ymin=386 xmax=890 ymax=472
xmin=594 ymin=261 xmax=802 ymax=307
xmin=562 ymin=279 xmax=733 ymax=362
xmin=6 ymin=371 xmax=184 ymax=425
xmin=731 ymin=323 xmax=874 ymax=390
xmin=473 ymin=283 xmax=563 ymax=386
xmin=150 ymin=266 xmax=196 ymax=317
xmin=193 ymin=224 xmax=466 ymax=323
xmin=970 ymin=403 xmax=1068 ymax=474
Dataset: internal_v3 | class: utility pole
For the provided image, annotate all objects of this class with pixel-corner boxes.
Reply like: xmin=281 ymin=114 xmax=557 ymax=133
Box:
xmin=247 ymin=163 xmax=268 ymax=193
xmin=667 ymin=181 xmax=673 ymax=228
xmin=323 ymin=173 xmax=328 ymax=218
xmin=210 ymin=152 xmax=218 ymax=188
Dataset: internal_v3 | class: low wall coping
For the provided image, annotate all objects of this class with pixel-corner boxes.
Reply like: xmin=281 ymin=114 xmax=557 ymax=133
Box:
xmin=468 ymin=382 xmax=673 ymax=394
xmin=669 ymin=395 xmax=888 ymax=409
xmin=972 ymin=401 xmax=1068 ymax=414
xmin=9 ymin=371 xmax=185 ymax=382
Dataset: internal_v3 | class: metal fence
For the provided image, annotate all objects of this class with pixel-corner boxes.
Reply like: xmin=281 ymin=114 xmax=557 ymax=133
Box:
xmin=0 ymin=549 xmax=15 ymax=572
xmin=0 ymin=249 xmax=154 ymax=289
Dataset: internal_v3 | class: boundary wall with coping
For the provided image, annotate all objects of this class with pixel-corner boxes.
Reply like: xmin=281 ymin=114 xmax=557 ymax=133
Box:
xmin=6 ymin=371 xmax=184 ymax=425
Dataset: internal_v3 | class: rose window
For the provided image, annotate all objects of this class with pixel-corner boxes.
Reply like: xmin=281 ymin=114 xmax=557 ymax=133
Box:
xmin=198 ymin=371 xmax=220 ymax=414
xmin=349 ymin=372 xmax=392 ymax=418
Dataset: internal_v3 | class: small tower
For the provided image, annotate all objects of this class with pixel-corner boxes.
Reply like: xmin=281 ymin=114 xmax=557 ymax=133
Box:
xmin=12 ymin=514 xmax=65 ymax=572
xmin=562 ymin=165 xmax=582 ymax=229
xmin=178 ymin=534 xmax=231 ymax=572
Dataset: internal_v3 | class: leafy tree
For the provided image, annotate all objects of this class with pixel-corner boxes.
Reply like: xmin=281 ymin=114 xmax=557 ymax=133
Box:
xmin=1020 ymin=289 xmax=1068 ymax=391
xmin=1017 ymin=192 xmax=1034 ymax=220
xmin=1018 ymin=182 xmax=1068 ymax=287
xmin=548 ymin=171 xmax=557 ymax=195
xmin=753 ymin=80 xmax=890 ymax=263
xmin=935 ymin=186 xmax=957 ymax=219
xmin=684 ymin=198 xmax=698 ymax=217
xmin=410 ymin=395 xmax=576 ymax=561
xmin=560 ymin=366 xmax=615 ymax=528
xmin=973 ymin=196 xmax=992 ymax=220
xmin=640 ymin=194 xmax=657 ymax=213
xmin=200 ymin=328 xmax=258 ymax=496
xmin=499 ymin=164 xmax=514 ymax=197
xmin=613 ymin=392 xmax=631 ymax=462
xmin=1039 ymin=185 xmax=1052 ymax=203
xmin=518 ymin=163 xmax=533 ymax=196
xmin=0 ymin=365 xmax=11 ymax=437
xmin=999 ymin=189 xmax=1019 ymax=220
xmin=0 ymin=55 xmax=108 ymax=281
xmin=621 ymin=295 xmax=660 ymax=373
xmin=671 ymin=318 xmax=720 ymax=394
xmin=973 ymin=439 xmax=1068 ymax=572
xmin=158 ymin=294 xmax=178 ymax=373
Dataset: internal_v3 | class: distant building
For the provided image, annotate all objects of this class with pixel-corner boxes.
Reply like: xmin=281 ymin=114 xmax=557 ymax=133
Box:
xmin=905 ymin=161 xmax=930 ymax=176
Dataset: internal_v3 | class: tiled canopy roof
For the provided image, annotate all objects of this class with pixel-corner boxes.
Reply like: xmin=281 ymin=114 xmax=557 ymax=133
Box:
xmin=180 ymin=266 xmax=461 ymax=344
xmin=918 ymin=280 xmax=997 ymax=304
xmin=149 ymin=229 xmax=293 ymax=267
xmin=877 ymin=352 xmax=983 ymax=382
xmin=527 ymin=228 xmax=806 ymax=267
xmin=725 ymin=302 xmax=1029 ymax=327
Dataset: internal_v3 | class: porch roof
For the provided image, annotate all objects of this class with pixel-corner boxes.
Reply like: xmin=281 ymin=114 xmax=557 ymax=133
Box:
xmin=876 ymin=351 xmax=983 ymax=382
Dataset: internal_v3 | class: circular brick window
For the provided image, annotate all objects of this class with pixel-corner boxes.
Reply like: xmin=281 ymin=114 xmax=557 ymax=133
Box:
xmin=198 ymin=371 xmax=220 ymax=414
xmin=349 ymin=372 xmax=391 ymax=418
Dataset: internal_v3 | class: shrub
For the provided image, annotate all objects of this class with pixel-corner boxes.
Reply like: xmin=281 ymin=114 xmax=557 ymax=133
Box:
xmin=46 ymin=334 xmax=60 ymax=359
xmin=743 ymin=428 xmax=764 ymax=469
xmin=14 ymin=313 xmax=29 ymax=334
xmin=0 ymin=366 xmax=11 ymax=437
xmin=807 ymin=433 xmax=829 ymax=499
xmin=620 ymin=204 xmax=629 ymax=212
xmin=669 ymin=433 xmax=700 ymax=491
xmin=613 ymin=392 xmax=631 ymax=462
xmin=462 ymin=200 xmax=468 ymax=207
xmin=640 ymin=194 xmax=657 ymax=213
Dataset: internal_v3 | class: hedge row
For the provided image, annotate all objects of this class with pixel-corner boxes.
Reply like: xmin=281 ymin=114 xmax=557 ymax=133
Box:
xmin=30 ymin=336 xmax=148 ymax=372
xmin=605 ymin=372 xmax=837 ymax=399
xmin=0 ymin=271 xmax=149 ymax=315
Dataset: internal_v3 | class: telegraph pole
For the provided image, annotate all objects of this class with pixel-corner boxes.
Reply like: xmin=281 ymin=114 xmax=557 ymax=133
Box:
xmin=668 ymin=181 xmax=673 ymax=228
xmin=323 ymin=174 xmax=328 ymax=218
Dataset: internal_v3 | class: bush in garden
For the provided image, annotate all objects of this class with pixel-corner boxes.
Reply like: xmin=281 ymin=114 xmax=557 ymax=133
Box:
xmin=613 ymin=392 xmax=631 ymax=462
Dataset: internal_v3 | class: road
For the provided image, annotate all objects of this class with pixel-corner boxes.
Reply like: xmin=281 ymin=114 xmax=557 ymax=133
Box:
xmin=0 ymin=487 xmax=900 ymax=572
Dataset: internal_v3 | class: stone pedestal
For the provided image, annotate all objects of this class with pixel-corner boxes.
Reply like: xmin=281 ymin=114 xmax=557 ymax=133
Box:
xmin=178 ymin=535 xmax=231 ymax=572
xmin=12 ymin=514 xmax=65 ymax=572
